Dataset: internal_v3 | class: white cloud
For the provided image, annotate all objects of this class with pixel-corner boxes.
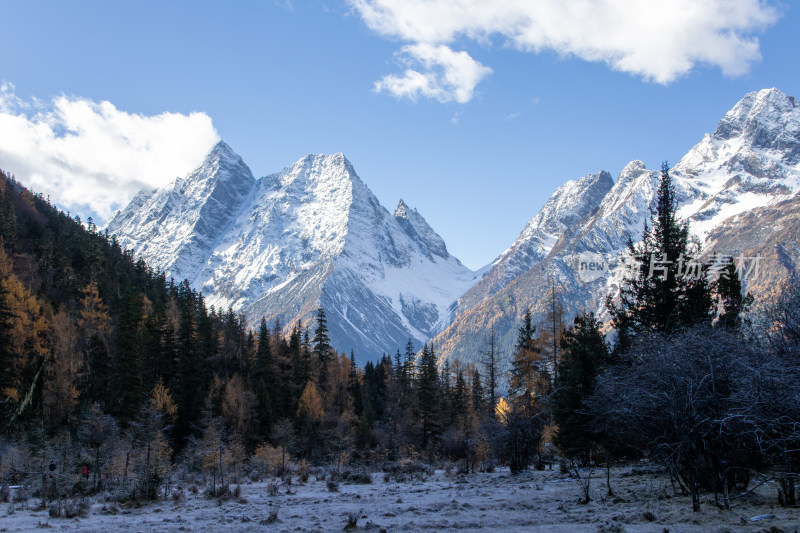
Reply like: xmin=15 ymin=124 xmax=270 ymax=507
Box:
xmin=351 ymin=0 xmax=780 ymax=101
xmin=0 ymin=83 xmax=219 ymax=223
xmin=374 ymin=43 xmax=492 ymax=104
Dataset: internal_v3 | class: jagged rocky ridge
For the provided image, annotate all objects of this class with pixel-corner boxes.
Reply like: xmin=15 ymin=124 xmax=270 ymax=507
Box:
xmin=431 ymin=88 xmax=800 ymax=366
xmin=106 ymin=144 xmax=479 ymax=359
xmin=107 ymin=88 xmax=800 ymax=367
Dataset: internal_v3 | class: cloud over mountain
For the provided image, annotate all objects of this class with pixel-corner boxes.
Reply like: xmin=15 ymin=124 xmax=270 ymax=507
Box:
xmin=0 ymin=82 xmax=219 ymax=222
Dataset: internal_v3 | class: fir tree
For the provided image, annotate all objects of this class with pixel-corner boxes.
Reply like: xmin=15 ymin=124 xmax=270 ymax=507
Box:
xmin=480 ymin=326 xmax=501 ymax=416
xmin=609 ymin=162 xmax=714 ymax=345
xmin=348 ymin=351 xmax=363 ymax=417
xmin=505 ymin=309 xmax=550 ymax=473
xmin=0 ymin=264 xmax=15 ymax=428
xmin=471 ymin=367 xmax=486 ymax=415
xmin=508 ymin=309 xmax=549 ymax=404
xmin=313 ymin=307 xmax=332 ymax=388
xmin=715 ymin=257 xmax=752 ymax=329
xmin=552 ymin=312 xmax=610 ymax=461
xmin=114 ymin=288 xmax=145 ymax=422
xmin=252 ymin=318 xmax=274 ymax=437
xmin=416 ymin=343 xmax=440 ymax=448
xmin=452 ymin=368 xmax=468 ymax=424
xmin=173 ymin=288 xmax=206 ymax=446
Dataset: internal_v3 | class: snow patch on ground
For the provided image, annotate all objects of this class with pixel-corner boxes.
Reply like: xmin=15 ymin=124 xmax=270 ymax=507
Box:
xmin=1 ymin=465 xmax=796 ymax=532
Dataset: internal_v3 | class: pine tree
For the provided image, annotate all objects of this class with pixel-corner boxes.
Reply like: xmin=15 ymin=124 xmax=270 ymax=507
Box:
xmin=115 ymin=288 xmax=145 ymax=422
xmin=715 ymin=257 xmax=752 ymax=329
xmin=609 ymin=162 xmax=714 ymax=345
xmin=552 ymin=312 xmax=610 ymax=461
xmin=252 ymin=318 xmax=274 ymax=437
xmin=313 ymin=307 xmax=332 ymax=388
xmin=480 ymin=326 xmax=501 ymax=416
xmin=452 ymin=368 xmax=468 ymax=424
xmin=416 ymin=343 xmax=440 ymax=448
xmin=505 ymin=309 xmax=550 ymax=473
xmin=544 ymin=282 xmax=564 ymax=383
xmin=0 ymin=262 xmax=15 ymax=427
xmin=508 ymin=309 xmax=549 ymax=405
xmin=348 ymin=351 xmax=363 ymax=417
xmin=173 ymin=288 xmax=206 ymax=446
xmin=471 ymin=367 xmax=487 ymax=415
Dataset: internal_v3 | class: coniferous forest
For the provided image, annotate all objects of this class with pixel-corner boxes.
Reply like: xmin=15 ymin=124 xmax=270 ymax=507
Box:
xmin=1 ymin=166 xmax=799 ymax=514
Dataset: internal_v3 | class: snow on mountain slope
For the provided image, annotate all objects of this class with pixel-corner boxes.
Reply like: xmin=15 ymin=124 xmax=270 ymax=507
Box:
xmin=107 ymin=147 xmax=478 ymax=359
xmin=675 ymin=88 xmax=800 ymax=237
xmin=105 ymin=141 xmax=256 ymax=282
xmin=454 ymin=170 xmax=614 ymax=315
xmin=106 ymin=88 xmax=800 ymax=366
xmin=432 ymin=88 xmax=800 ymax=366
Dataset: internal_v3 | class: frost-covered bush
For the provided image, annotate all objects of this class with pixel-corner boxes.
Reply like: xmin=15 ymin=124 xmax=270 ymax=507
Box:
xmin=381 ymin=460 xmax=434 ymax=482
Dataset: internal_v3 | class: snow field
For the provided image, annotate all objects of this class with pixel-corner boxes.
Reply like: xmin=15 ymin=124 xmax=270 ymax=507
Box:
xmin=1 ymin=465 xmax=797 ymax=532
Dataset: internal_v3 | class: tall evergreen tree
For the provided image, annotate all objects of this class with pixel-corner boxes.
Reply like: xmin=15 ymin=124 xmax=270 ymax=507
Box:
xmin=552 ymin=312 xmax=610 ymax=461
xmin=452 ymin=368 xmax=468 ymax=423
xmin=416 ymin=343 xmax=440 ymax=448
xmin=312 ymin=307 xmax=332 ymax=388
xmin=252 ymin=318 xmax=274 ymax=437
xmin=0 ymin=266 xmax=15 ymax=428
xmin=173 ymin=288 xmax=206 ymax=446
xmin=544 ymin=282 xmax=564 ymax=383
xmin=508 ymin=309 xmax=549 ymax=403
xmin=348 ymin=351 xmax=363 ymax=418
xmin=609 ymin=162 xmax=714 ymax=347
xmin=481 ymin=326 xmax=501 ymax=415
xmin=715 ymin=257 xmax=752 ymax=329
xmin=471 ymin=367 xmax=486 ymax=415
xmin=114 ymin=288 xmax=144 ymax=422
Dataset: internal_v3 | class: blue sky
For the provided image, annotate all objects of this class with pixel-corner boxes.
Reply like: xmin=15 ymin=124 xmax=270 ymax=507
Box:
xmin=1 ymin=0 xmax=798 ymax=270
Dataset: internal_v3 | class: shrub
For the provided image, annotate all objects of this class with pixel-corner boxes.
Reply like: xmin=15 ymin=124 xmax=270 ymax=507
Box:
xmin=344 ymin=509 xmax=360 ymax=530
xmin=381 ymin=460 xmax=433 ymax=482
xmin=63 ymin=498 xmax=89 ymax=518
xmin=349 ymin=470 xmax=372 ymax=485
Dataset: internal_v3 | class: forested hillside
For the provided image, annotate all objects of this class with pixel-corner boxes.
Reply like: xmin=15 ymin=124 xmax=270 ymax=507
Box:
xmin=1 ymin=166 xmax=798 ymax=514
xmin=0 ymin=169 xmax=500 ymax=500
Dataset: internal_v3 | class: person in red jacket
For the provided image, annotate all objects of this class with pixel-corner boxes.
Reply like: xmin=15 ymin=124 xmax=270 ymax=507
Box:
xmin=81 ymin=464 xmax=89 ymax=479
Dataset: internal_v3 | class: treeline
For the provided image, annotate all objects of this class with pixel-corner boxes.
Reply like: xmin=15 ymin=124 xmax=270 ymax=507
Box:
xmin=535 ymin=163 xmax=800 ymax=511
xmin=1 ymin=165 xmax=798 ymax=512
xmin=0 ymin=170 xmax=508 ymax=501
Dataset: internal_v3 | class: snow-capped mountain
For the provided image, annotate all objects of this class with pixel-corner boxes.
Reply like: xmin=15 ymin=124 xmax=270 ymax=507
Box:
xmin=455 ymin=170 xmax=614 ymax=315
xmin=106 ymin=141 xmax=256 ymax=283
xmin=107 ymin=88 xmax=800 ymax=367
xmin=432 ymin=88 xmax=800 ymax=366
xmin=106 ymin=144 xmax=479 ymax=359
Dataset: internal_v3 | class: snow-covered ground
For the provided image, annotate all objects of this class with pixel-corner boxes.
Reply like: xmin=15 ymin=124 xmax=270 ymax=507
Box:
xmin=1 ymin=465 xmax=797 ymax=532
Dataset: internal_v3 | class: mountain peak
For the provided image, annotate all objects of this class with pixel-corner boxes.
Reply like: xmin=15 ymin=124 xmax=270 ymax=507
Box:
xmin=713 ymin=88 xmax=799 ymax=153
xmin=393 ymin=198 xmax=410 ymax=218
xmin=393 ymin=199 xmax=449 ymax=259
xmin=202 ymin=140 xmax=248 ymax=169
xmin=622 ymin=160 xmax=646 ymax=173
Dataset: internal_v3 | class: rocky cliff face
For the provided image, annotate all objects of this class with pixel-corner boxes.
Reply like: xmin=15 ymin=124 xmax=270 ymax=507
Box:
xmin=106 ymin=146 xmax=479 ymax=359
xmin=431 ymin=88 xmax=800 ymax=368
xmin=107 ymin=88 xmax=800 ymax=368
